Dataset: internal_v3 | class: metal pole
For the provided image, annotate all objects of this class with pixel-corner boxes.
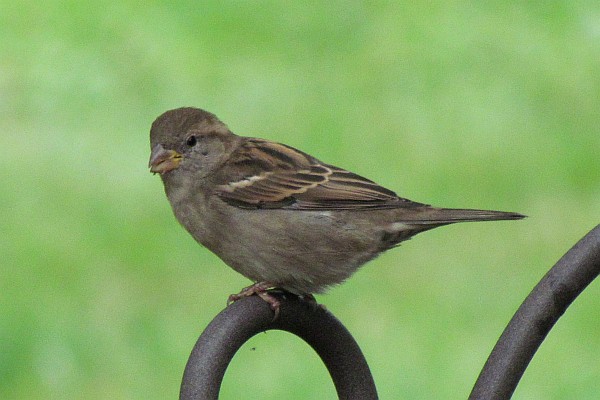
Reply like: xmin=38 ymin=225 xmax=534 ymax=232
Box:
xmin=180 ymin=294 xmax=378 ymax=400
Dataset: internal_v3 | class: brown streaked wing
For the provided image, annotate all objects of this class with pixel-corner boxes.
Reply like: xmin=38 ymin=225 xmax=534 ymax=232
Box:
xmin=289 ymin=165 xmax=422 ymax=210
xmin=216 ymin=139 xmax=423 ymax=210
xmin=215 ymin=139 xmax=329 ymax=206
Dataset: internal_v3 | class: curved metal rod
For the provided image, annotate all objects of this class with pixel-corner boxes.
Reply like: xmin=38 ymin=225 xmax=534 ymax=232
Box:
xmin=469 ymin=224 xmax=600 ymax=400
xmin=180 ymin=294 xmax=378 ymax=400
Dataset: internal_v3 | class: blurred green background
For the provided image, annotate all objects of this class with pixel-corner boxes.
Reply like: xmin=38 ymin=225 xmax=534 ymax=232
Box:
xmin=2 ymin=1 xmax=600 ymax=399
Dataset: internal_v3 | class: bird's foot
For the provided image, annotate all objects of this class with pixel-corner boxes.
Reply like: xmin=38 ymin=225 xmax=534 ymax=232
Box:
xmin=228 ymin=282 xmax=282 ymax=319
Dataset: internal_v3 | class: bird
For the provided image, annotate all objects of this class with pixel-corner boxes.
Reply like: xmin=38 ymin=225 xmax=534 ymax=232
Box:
xmin=149 ymin=107 xmax=525 ymax=314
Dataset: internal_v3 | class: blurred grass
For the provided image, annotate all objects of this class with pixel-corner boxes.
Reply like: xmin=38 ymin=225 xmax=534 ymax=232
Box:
xmin=2 ymin=1 xmax=600 ymax=399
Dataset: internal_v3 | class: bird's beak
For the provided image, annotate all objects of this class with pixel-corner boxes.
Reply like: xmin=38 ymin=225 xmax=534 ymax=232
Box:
xmin=149 ymin=144 xmax=183 ymax=174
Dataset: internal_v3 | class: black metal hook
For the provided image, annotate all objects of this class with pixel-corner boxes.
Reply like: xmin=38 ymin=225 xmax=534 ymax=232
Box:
xmin=180 ymin=294 xmax=378 ymax=400
xmin=469 ymin=224 xmax=600 ymax=399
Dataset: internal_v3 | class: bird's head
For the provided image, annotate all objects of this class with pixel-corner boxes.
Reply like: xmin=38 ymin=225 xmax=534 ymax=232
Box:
xmin=149 ymin=107 xmax=238 ymax=180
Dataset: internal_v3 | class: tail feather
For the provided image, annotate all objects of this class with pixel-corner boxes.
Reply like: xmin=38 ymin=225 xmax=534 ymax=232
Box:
xmin=398 ymin=207 xmax=526 ymax=225
xmin=381 ymin=207 xmax=525 ymax=249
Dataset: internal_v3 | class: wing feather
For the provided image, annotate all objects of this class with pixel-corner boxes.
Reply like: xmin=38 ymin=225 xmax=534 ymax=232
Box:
xmin=215 ymin=138 xmax=424 ymax=210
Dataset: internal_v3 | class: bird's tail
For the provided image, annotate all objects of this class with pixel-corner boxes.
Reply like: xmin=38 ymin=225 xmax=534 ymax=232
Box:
xmin=398 ymin=207 xmax=526 ymax=225
xmin=381 ymin=207 xmax=524 ymax=249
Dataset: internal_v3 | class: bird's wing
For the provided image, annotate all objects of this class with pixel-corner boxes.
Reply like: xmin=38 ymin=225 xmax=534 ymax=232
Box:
xmin=214 ymin=138 xmax=424 ymax=210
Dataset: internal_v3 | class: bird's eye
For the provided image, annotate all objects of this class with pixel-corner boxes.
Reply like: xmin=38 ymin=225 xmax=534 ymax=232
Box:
xmin=186 ymin=135 xmax=197 ymax=147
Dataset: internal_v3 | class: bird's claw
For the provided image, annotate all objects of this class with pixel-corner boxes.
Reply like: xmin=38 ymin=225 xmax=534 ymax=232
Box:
xmin=228 ymin=282 xmax=281 ymax=319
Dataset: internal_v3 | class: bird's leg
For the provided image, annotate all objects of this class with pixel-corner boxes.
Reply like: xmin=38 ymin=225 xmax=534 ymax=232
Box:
xmin=228 ymin=282 xmax=282 ymax=319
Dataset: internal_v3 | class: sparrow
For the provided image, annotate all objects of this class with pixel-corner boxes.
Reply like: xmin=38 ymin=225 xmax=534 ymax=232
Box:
xmin=149 ymin=107 xmax=524 ymax=314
